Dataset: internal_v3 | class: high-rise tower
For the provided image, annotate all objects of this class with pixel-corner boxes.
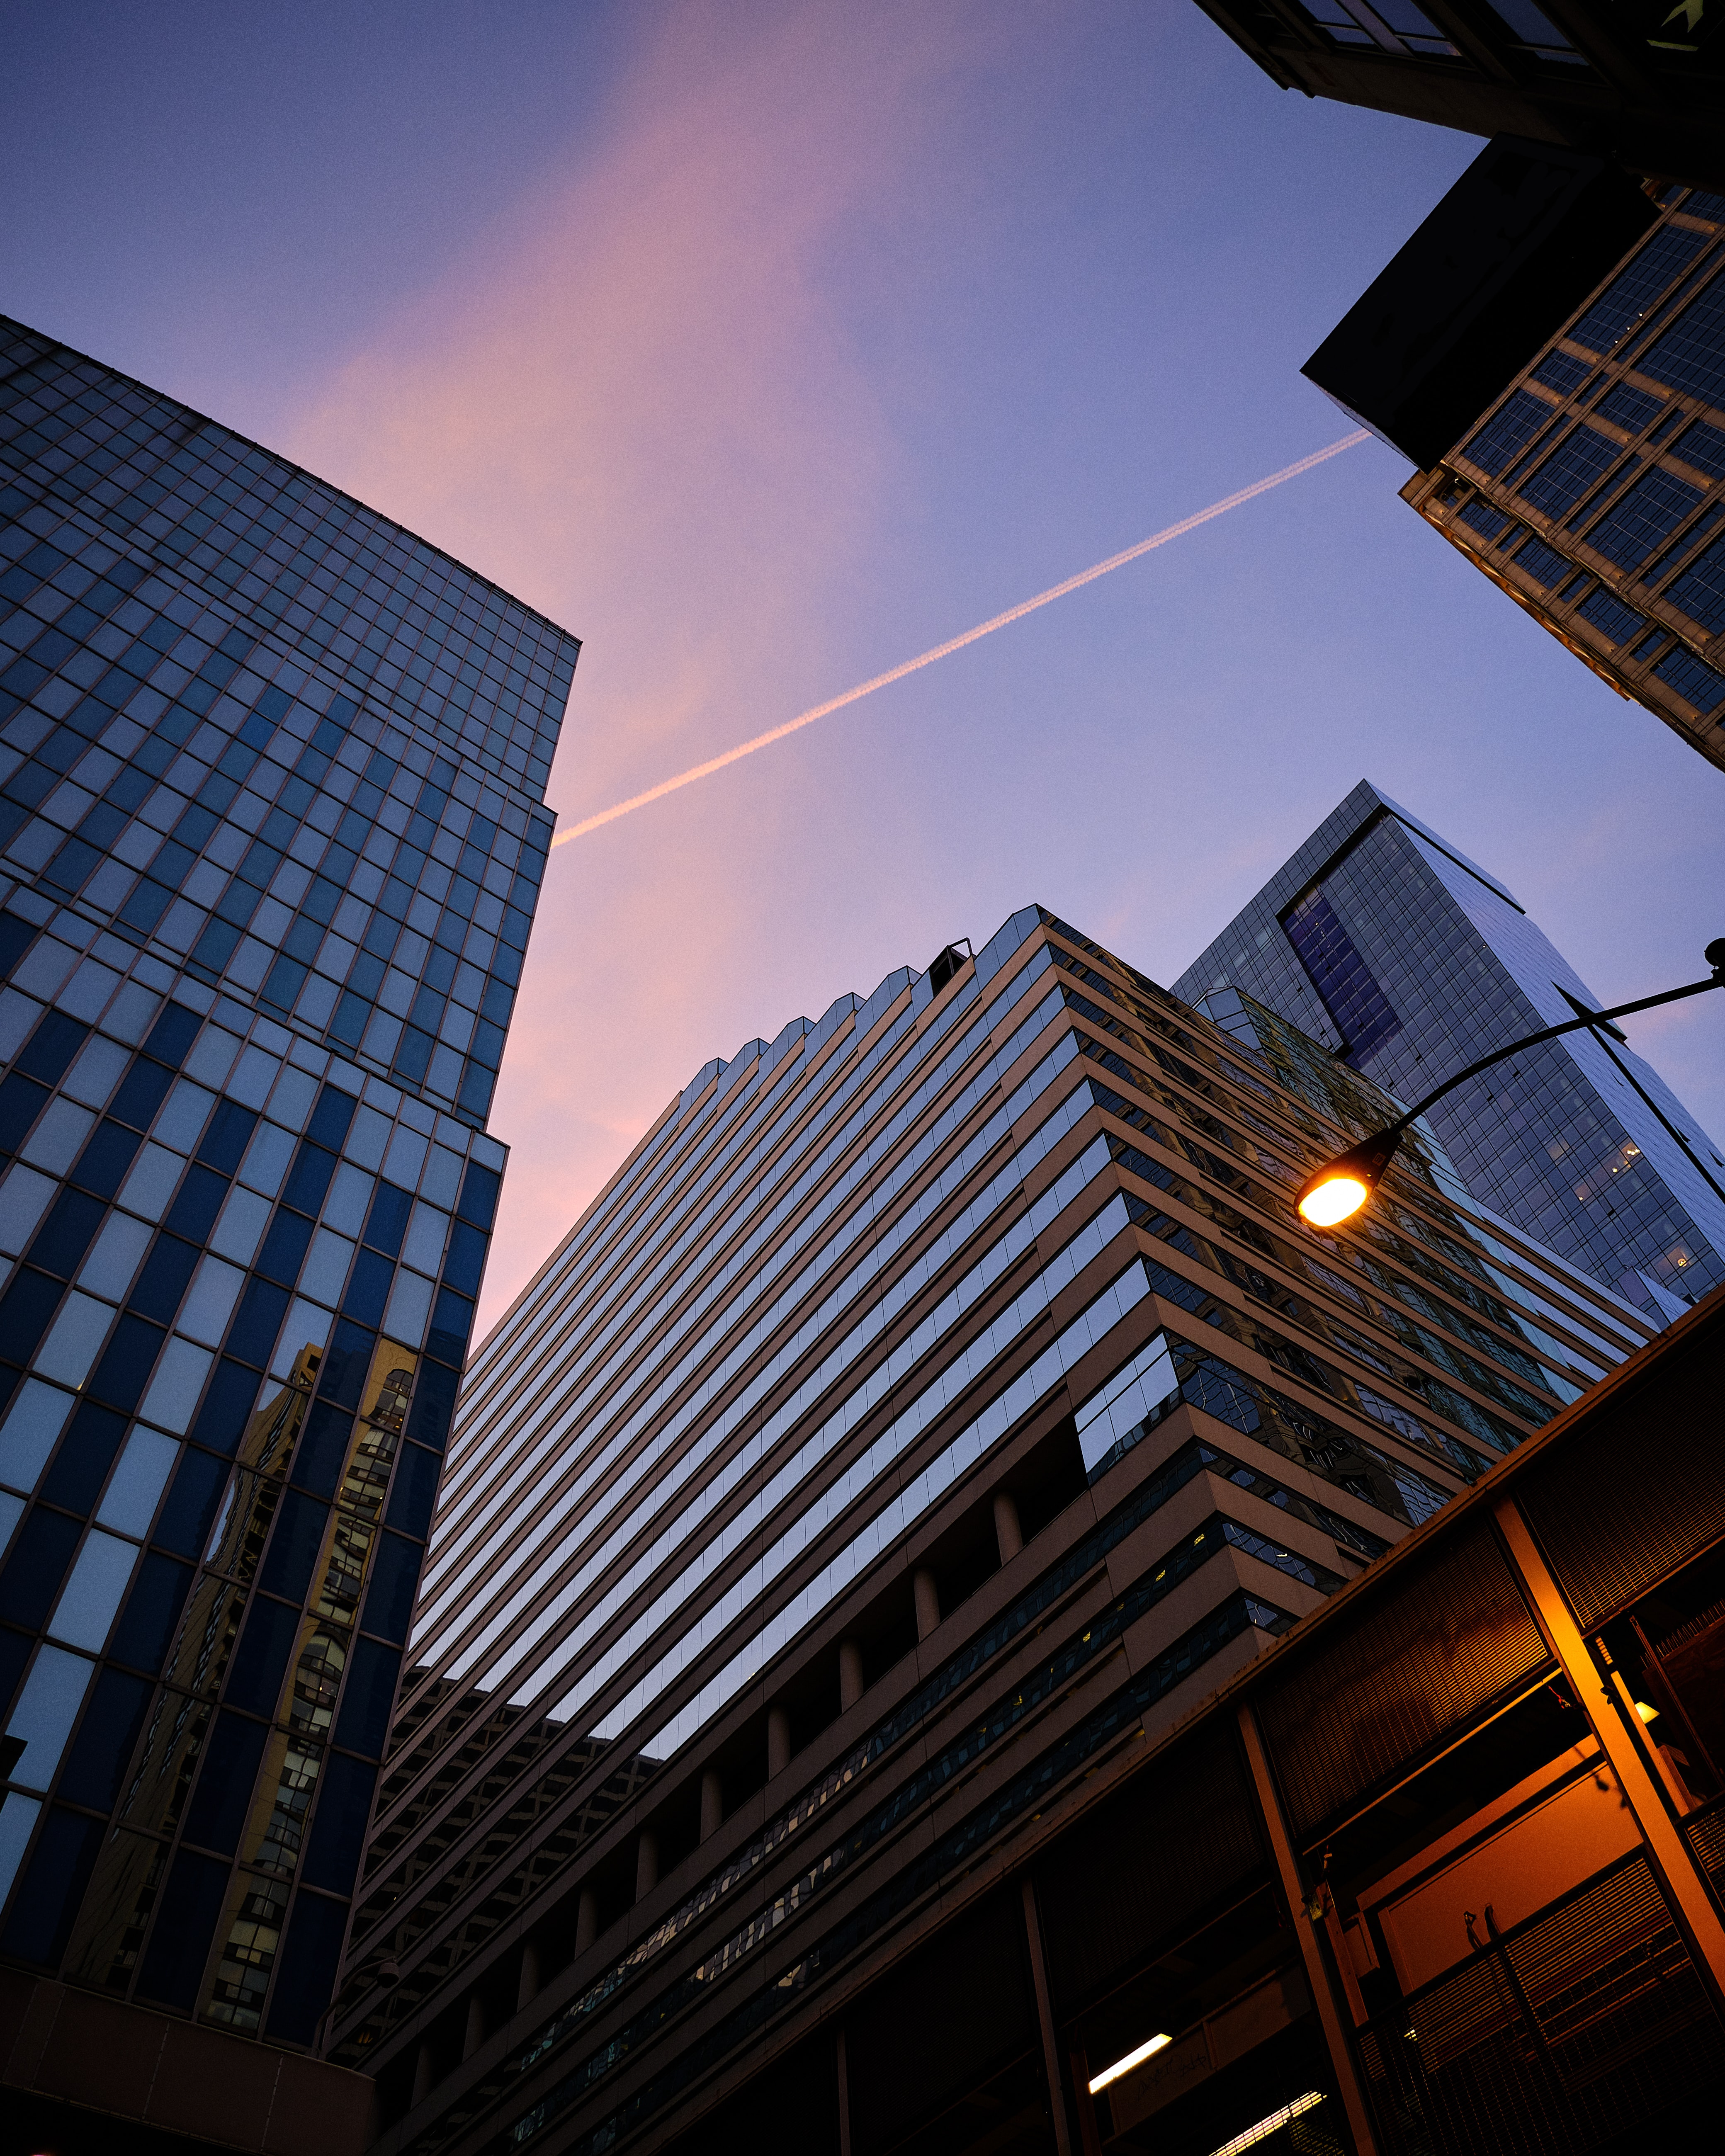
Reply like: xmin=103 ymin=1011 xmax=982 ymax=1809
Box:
xmin=326 ymin=905 xmax=1647 ymax=2154
xmin=0 ymin=311 xmax=577 ymax=2114
xmin=1173 ymin=781 xmax=1725 ymax=1317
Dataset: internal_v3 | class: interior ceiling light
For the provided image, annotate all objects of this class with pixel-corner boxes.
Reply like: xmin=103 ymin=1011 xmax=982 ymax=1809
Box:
xmin=1635 ymin=1700 xmax=1661 ymax=1722
xmin=1088 ymin=2031 xmax=1171 ymax=2092
xmin=1207 ymin=2090 xmax=1327 ymax=2156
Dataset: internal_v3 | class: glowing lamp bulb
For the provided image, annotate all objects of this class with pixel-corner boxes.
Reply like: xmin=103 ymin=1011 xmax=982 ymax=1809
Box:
xmin=1297 ymin=1173 xmax=1371 ymax=1227
xmin=1635 ymin=1700 xmax=1660 ymax=1724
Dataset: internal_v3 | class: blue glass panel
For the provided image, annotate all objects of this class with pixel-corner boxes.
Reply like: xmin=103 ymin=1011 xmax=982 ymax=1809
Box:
xmin=300 ymin=1750 xmax=377 ymax=1893
xmin=57 ymin=1666 xmax=150 ymax=1808
xmin=0 ymin=1807 xmax=103 ymax=1966
xmin=134 ymin=1846 xmax=229 ymax=2007
xmin=264 ymin=1891 xmax=351 ymax=2044
xmin=333 ymin=1638 xmax=401 ymax=1760
xmin=385 ymin=1442 xmax=440 ymax=1539
xmin=111 ymin=1553 xmax=194 ymax=1668
xmin=224 ymin=1595 xmax=299 ymax=1714
xmin=360 ymin=1531 xmax=420 ymax=1644
xmin=181 ymin=1709 xmax=270 ymax=1855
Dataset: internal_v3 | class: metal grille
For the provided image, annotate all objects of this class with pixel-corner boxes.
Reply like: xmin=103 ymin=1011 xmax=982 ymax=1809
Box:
xmin=1361 ymin=1855 xmax=1721 ymax=2154
xmin=1256 ymin=1525 xmax=1547 ymax=1838
xmin=1516 ymin=1340 xmax=1725 ymax=1627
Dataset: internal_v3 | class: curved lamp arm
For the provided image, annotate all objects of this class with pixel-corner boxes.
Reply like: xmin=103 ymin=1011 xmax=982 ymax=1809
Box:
xmin=1295 ymin=939 xmax=1725 ymax=1229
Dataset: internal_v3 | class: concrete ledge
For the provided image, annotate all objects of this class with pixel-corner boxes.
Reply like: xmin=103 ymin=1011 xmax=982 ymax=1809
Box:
xmin=0 ymin=1968 xmax=376 ymax=2155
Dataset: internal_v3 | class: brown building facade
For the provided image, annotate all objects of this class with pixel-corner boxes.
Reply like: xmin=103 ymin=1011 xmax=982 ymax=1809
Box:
xmin=1405 ymin=179 xmax=1725 ymax=770
xmin=321 ymin=908 xmax=1660 ymax=2156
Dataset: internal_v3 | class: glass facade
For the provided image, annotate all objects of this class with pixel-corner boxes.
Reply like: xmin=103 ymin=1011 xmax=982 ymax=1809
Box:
xmin=326 ymin=905 xmax=1649 ymax=2151
xmin=0 ymin=315 xmax=577 ymax=2044
xmin=1173 ymin=781 xmax=1725 ymax=1316
xmin=1407 ymin=185 xmax=1725 ymax=770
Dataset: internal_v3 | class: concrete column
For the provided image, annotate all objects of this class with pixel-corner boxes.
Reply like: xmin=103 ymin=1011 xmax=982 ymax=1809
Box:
xmin=462 ymin=1992 xmax=485 ymax=2059
xmin=913 ymin=1566 xmax=940 ymax=1641
xmin=767 ymin=1704 xmax=791 ymax=1778
xmin=411 ymin=2043 xmax=434 ymax=2108
xmin=574 ymin=1884 xmax=599 ymax=1955
xmin=517 ymin=1939 xmax=540 ymax=2011
xmin=700 ymin=1768 xmax=724 ymax=1841
xmin=838 ymin=1639 xmax=865 ymax=1712
xmin=635 ymin=1829 xmax=658 ymax=1901
xmin=993 ymin=1489 xmax=1023 ymax=1565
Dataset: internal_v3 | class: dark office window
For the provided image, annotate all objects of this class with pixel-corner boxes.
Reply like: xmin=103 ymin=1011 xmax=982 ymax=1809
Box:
xmin=301 ymin=1752 xmax=377 ymax=1893
xmin=1518 ymin=424 xmax=1619 ymax=518
xmin=1575 ymin=587 xmax=1644 ymax=646
xmin=58 ymin=1667 xmax=151 ymax=1809
xmin=1652 ymin=646 xmax=1725 ymax=714
xmin=1667 ymin=535 xmax=1725 ymax=635
xmin=265 ymin=1891 xmax=352 ymax=2045
xmin=1463 ymin=389 xmax=1555 ymax=476
xmin=0 ymin=1809 xmax=104 ymax=1967
xmin=181 ymin=1709 xmax=270 ymax=1855
xmin=111 ymin=1554 xmax=194 ymax=1669
xmin=1568 ymin=225 xmax=1709 ymax=354
xmin=1586 ymin=468 xmax=1706 ymax=571
xmin=135 ymin=1847 xmax=230 ymax=2008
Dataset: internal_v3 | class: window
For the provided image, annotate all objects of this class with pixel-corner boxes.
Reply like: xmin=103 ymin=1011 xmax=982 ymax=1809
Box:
xmin=1652 ymin=645 xmax=1725 ymax=714
xmin=1518 ymin=425 xmax=1622 ymax=518
xmin=1594 ymin=382 xmax=1665 ymax=435
xmin=1665 ymin=534 xmax=1725 ymax=634
xmin=1507 ymin=534 xmax=1571 ymax=587
xmin=1584 ymin=467 xmax=1705 ymax=571
xmin=1638 ymin=268 xmax=1725 ymax=408
xmin=1463 ymin=390 xmax=1557 ymax=477
xmin=1567 ymin=226 xmax=1710 ymax=355
xmin=1669 ymin=420 xmax=1725 ymax=481
xmin=1574 ymin=585 xmax=1644 ymax=646
xmin=1532 ymin=349 xmax=1589 ymax=396
xmin=1457 ymin=498 xmax=1511 ymax=543
xmin=1484 ymin=0 xmax=1583 ymax=60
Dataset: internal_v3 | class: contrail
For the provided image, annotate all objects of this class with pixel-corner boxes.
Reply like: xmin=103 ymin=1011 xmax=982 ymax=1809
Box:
xmin=552 ymin=428 xmax=1370 ymax=846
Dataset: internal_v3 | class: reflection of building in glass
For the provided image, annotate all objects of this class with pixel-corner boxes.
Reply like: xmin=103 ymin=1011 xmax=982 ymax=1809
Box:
xmin=1176 ymin=782 xmax=1725 ymax=1317
xmin=325 ymin=906 xmax=1654 ymax=2149
xmin=0 ymin=307 xmax=576 ymax=2119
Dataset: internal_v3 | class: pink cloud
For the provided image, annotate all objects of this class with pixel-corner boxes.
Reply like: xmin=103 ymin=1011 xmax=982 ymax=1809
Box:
xmin=280 ymin=3 xmax=1007 ymax=1332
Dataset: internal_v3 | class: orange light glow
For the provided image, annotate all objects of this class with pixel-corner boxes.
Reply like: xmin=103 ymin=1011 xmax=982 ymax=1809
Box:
xmin=1297 ymin=1173 xmax=1371 ymax=1228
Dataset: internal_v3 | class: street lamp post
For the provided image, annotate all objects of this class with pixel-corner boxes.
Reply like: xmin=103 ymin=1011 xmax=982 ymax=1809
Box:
xmin=1295 ymin=939 xmax=1725 ymax=1230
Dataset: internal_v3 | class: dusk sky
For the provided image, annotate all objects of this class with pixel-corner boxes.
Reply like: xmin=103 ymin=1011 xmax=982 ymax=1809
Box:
xmin=7 ymin=0 xmax=1722 ymax=1335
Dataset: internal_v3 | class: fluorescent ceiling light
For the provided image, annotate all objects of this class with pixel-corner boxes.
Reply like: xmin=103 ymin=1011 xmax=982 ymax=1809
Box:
xmin=1207 ymin=2090 xmax=1327 ymax=2156
xmin=1088 ymin=2032 xmax=1171 ymax=2093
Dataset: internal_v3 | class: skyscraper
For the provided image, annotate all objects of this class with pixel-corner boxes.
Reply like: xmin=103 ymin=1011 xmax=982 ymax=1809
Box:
xmin=0 ymin=310 xmax=577 ymax=2103
xmin=1173 ymin=781 xmax=1725 ymax=1318
xmin=324 ymin=905 xmax=1649 ymax=2154
xmin=1188 ymin=0 xmax=1725 ymax=189
xmin=1392 ymin=178 xmax=1725 ymax=770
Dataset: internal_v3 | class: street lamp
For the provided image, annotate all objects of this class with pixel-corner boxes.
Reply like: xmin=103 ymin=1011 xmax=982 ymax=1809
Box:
xmin=1295 ymin=939 xmax=1725 ymax=1231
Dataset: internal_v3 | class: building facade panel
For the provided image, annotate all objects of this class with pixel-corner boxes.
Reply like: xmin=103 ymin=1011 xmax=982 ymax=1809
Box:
xmin=0 ymin=314 xmax=578 ymax=2059
xmin=332 ymin=907 xmax=1651 ymax=2154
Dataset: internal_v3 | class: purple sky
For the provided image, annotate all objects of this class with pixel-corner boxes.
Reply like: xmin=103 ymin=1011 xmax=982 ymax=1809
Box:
xmin=6 ymin=1 xmax=1722 ymax=1333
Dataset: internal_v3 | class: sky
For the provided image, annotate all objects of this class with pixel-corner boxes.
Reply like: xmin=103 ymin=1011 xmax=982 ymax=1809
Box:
xmin=5 ymin=0 xmax=1723 ymax=1337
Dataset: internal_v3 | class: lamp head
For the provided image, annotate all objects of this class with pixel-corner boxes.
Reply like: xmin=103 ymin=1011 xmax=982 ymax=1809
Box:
xmin=1296 ymin=1129 xmax=1404 ymax=1229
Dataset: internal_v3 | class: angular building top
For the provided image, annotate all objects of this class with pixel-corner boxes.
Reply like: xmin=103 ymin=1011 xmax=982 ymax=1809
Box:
xmin=1173 ymin=781 xmax=1725 ymax=1316
xmin=328 ymin=906 xmax=1650 ymax=2149
xmin=1188 ymin=0 xmax=1725 ymax=191
xmin=0 ymin=314 xmax=576 ymax=2071
xmin=1302 ymin=136 xmax=1656 ymax=471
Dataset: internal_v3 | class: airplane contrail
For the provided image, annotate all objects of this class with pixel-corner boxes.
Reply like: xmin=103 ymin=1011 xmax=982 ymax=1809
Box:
xmin=552 ymin=428 xmax=1372 ymax=847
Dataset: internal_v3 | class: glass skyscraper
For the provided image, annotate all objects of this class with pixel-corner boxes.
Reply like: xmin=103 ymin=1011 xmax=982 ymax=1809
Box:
xmin=323 ymin=905 xmax=1648 ymax=2155
xmin=1173 ymin=780 xmax=1725 ymax=1318
xmin=0 ymin=313 xmax=576 ymax=2054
